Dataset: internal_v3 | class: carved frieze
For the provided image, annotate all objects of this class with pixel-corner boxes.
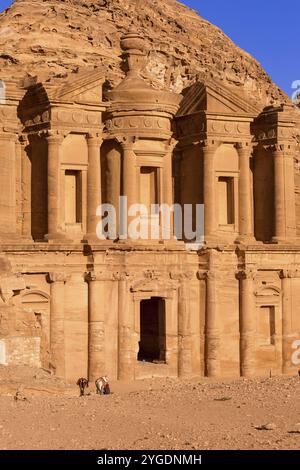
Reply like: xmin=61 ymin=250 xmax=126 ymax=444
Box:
xmin=170 ymin=271 xmax=194 ymax=281
xmin=207 ymin=119 xmax=251 ymax=137
xmin=105 ymin=115 xmax=171 ymax=137
xmin=51 ymin=108 xmax=101 ymax=130
xmin=176 ymin=114 xmax=252 ymax=143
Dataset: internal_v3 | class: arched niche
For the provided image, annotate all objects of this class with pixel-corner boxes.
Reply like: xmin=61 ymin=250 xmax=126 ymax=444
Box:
xmin=21 ymin=290 xmax=50 ymax=307
xmin=215 ymin=144 xmax=239 ymax=173
xmin=20 ymin=290 xmax=50 ymax=369
xmin=61 ymin=133 xmax=88 ymax=166
xmin=254 ymin=285 xmax=281 ymax=348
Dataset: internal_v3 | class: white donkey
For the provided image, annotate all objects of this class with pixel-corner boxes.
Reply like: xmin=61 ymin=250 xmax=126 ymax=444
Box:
xmin=95 ymin=376 xmax=110 ymax=395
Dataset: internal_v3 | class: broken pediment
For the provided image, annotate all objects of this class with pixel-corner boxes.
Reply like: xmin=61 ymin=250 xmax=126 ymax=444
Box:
xmin=52 ymin=68 xmax=104 ymax=104
xmin=177 ymin=78 xmax=260 ymax=117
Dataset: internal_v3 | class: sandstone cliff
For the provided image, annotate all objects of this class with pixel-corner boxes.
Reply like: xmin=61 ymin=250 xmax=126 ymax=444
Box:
xmin=0 ymin=0 xmax=290 ymax=108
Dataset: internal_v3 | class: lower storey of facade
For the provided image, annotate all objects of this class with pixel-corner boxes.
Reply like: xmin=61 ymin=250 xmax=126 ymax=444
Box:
xmin=0 ymin=243 xmax=300 ymax=383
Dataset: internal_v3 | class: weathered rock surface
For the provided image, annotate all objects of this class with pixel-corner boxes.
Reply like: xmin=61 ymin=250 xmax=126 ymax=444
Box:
xmin=0 ymin=0 xmax=289 ymax=109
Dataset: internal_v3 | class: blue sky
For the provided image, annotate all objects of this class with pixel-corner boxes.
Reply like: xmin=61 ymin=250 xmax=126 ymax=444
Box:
xmin=0 ymin=0 xmax=297 ymax=96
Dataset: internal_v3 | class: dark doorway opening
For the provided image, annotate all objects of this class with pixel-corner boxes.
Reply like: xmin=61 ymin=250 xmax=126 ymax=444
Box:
xmin=138 ymin=297 xmax=166 ymax=363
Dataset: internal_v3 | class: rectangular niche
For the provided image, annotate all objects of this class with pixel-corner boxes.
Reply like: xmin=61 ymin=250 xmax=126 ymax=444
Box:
xmin=218 ymin=176 xmax=234 ymax=225
xmin=258 ymin=306 xmax=276 ymax=346
xmin=140 ymin=167 xmax=159 ymax=214
xmin=65 ymin=170 xmax=82 ymax=224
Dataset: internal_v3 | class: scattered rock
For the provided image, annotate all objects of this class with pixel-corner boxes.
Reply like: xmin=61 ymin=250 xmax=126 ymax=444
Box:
xmin=255 ymin=423 xmax=277 ymax=431
xmin=214 ymin=396 xmax=232 ymax=402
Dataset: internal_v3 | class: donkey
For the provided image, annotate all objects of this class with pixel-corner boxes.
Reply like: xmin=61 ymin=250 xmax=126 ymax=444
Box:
xmin=95 ymin=376 xmax=110 ymax=395
xmin=76 ymin=377 xmax=89 ymax=397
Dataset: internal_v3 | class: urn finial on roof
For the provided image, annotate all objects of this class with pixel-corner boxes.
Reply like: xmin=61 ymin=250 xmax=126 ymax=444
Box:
xmin=120 ymin=24 xmax=148 ymax=78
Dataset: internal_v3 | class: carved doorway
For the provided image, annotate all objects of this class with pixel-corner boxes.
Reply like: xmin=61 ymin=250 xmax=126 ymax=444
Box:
xmin=138 ymin=297 xmax=166 ymax=363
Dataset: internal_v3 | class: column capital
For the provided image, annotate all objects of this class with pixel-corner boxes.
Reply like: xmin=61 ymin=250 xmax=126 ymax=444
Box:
xmin=197 ymin=270 xmax=208 ymax=280
xmin=86 ymin=271 xmax=115 ymax=282
xmin=236 ymin=269 xmax=256 ymax=281
xmin=48 ymin=272 xmax=70 ymax=283
xmin=87 ymin=133 xmax=103 ymax=146
xmin=0 ymin=132 xmax=18 ymax=142
xmin=167 ymin=137 xmax=179 ymax=152
xmin=18 ymin=134 xmax=29 ymax=146
xmin=46 ymin=131 xmax=64 ymax=145
xmin=197 ymin=270 xmax=218 ymax=281
xmin=116 ymin=135 xmax=137 ymax=151
xmin=113 ymin=271 xmax=129 ymax=281
xmin=235 ymin=141 xmax=253 ymax=153
xmin=201 ymin=139 xmax=220 ymax=152
xmin=280 ymin=268 xmax=300 ymax=279
xmin=270 ymin=143 xmax=295 ymax=155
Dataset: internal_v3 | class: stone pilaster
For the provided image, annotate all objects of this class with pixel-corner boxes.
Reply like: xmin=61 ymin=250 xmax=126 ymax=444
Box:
xmin=280 ymin=269 xmax=300 ymax=374
xmin=48 ymin=272 xmax=69 ymax=378
xmin=0 ymin=132 xmax=17 ymax=239
xmin=20 ymin=136 xmax=32 ymax=240
xmin=203 ymin=142 xmax=217 ymax=241
xmin=237 ymin=269 xmax=256 ymax=377
xmin=163 ymin=140 xmax=177 ymax=239
xmin=236 ymin=143 xmax=254 ymax=242
xmin=120 ymin=139 xmax=137 ymax=239
xmin=272 ymin=145 xmax=297 ymax=242
xmin=15 ymin=137 xmax=22 ymax=236
xmin=85 ymin=134 xmax=102 ymax=242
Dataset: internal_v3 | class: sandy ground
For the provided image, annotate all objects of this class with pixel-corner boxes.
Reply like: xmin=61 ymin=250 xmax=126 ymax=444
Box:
xmin=0 ymin=365 xmax=299 ymax=450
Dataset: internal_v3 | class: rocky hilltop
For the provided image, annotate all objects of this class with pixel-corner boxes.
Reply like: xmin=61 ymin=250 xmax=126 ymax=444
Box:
xmin=0 ymin=0 xmax=290 ymax=108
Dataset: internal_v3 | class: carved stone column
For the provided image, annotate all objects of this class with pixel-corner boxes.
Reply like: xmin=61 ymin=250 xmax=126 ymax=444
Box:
xmin=87 ymin=272 xmax=105 ymax=382
xmin=20 ymin=136 xmax=32 ymax=240
xmin=46 ymin=133 xmax=64 ymax=240
xmin=203 ymin=271 xmax=220 ymax=377
xmin=163 ymin=141 xmax=176 ymax=238
xmin=273 ymin=146 xmax=286 ymax=241
xmin=48 ymin=272 xmax=69 ymax=377
xmin=272 ymin=145 xmax=296 ymax=242
xmin=86 ymin=134 xmax=102 ymax=242
xmin=284 ymin=149 xmax=297 ymax=240
xmin=15 ymin=137 xmax=22 ymax=235
xmin=117 ymin=272 xmax=134 ymax=380
xmin=120 ymin=139 xmax=137 ymax=239
xmin=203 ymin=142 xmax=217 ymax=241
xmin=280 ymin=269 xmax=299 ymax=374
xmin=177 ymin=273 xmax=193 ymax=377
xmin=237 ymin=269 xmax=256 ymax=377
xmin=236 ymin=143 xmax=254 ymax=242
xmin=0 ymin=132 xmax=17 ymax=238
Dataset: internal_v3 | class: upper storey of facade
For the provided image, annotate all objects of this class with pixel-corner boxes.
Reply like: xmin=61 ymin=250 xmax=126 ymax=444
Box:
xmin=0 ymin=29 xmax=299 ymax=248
